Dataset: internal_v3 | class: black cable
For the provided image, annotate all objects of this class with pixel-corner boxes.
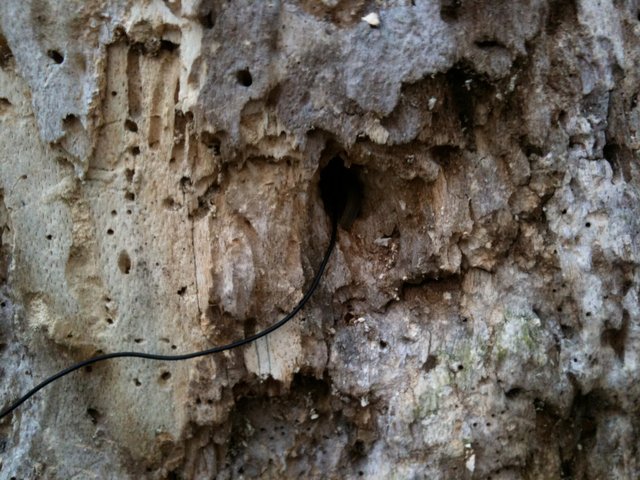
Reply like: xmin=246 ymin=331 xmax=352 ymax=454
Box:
xmin=0 ymin=219 xmax=337 ymax=421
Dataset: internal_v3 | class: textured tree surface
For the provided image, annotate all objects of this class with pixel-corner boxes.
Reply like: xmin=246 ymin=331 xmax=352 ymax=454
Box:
xmin=1 ymin=0 xmax=640 ymax=478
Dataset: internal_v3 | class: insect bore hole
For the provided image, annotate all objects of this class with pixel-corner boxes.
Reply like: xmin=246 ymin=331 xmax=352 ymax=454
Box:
xmin=319 ymin=156 xmax=364 ymax=229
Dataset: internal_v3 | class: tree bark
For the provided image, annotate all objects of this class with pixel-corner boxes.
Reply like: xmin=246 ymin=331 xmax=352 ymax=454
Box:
xmin=0 ymin=0 xmax=639 ymax=478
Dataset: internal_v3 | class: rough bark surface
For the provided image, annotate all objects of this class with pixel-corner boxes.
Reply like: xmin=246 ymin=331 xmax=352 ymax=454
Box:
xmin=1 ymin=0 xmax=640 ymax=478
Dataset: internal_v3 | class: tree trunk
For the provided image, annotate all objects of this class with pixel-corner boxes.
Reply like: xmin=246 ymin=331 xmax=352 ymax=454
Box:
xmin=1 ymin=0 xmax=639 ymax=478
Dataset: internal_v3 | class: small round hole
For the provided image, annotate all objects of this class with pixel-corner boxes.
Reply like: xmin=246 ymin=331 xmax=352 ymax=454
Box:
xmin=46 ymin=234 xmax=52 ymax=240
xmin=47 ymin=50 xmax=64 ymax=64
xmin=236 ymin=68 xmax=253 ymax=87
xmin=130 ymin=146 xmax=141 ymax=156
xmin=125 ymin=191 xmax=135 ymax=201
xmin=124 ymin=119 xmax=138 ymax=132
xmin=160 ymin=371 xmax=171 ymax=381
xmin=585 ymin=222 xmax=591 ymax=228
xmin=134 ymin=378 xmax=141 ymax=386
xmin=107 ymin=228 xmax=114 ymax=235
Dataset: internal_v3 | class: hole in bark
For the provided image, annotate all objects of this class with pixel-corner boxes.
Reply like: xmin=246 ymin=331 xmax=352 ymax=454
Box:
xmin=505 ymin=387 xmax=523 ymax=399
xmin=585 ymin=222 xmax=591 ymax=228
xmin=177 ymin=286 xmax=187 ymax=296
xmin=47 ymin=50 xmax=64 ymax=64
xmin=130 ymin=146 xmax=141 ymax=156
xmin=125 ymin=191 xmax=135 ymax=201
xmin=46 ymin=234 xmax=52 ymax=240
xmin=159 ymin=371 xmax=171 ymax=382
xmin=86 ymin=407 xmax=100 ymax=424
xmin=160 ymin=40 xmax=179 ymax=52
xmin=601 ymin=312 xmax=628 ymax=360
xmin=118 ymin=251 xmax=131 ymax=274
xmin=199 ymin=11 xmax=215 ymax=29
xmin=201 ymin=131 xmax=221 ymax=155
xmin=124 ymin=119 xmax=138 ymax=132
xmin=134 ymin=378 xmax=141 ymax=386
xmin=244 ymin=317 xmax=257 ymax=337
xmin=422 ymin=355 xmax=437 ymax=372
xmin=0 ymin=33 xmax=14 ymax=68
xmin=547 ymin=0 xmax=578 ymax=35
xmin=439 ymin=0 xmax=461 ymax=21
xmin=474 ymin=39 xmax=503 ymax=49
xmin=319 ymin=156 xmax=364 ymax=228
xmin=107 ymin=228 xmax=114 ymax=235
xmin=163 ymin=197 xmax=176 ymax=209
xmin=236 ymin=69 xmax=253 ymax=87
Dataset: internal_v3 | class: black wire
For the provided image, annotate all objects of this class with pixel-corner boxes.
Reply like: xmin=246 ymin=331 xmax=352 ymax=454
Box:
xmin=0 ymin=219 xmax=337 ymax=421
